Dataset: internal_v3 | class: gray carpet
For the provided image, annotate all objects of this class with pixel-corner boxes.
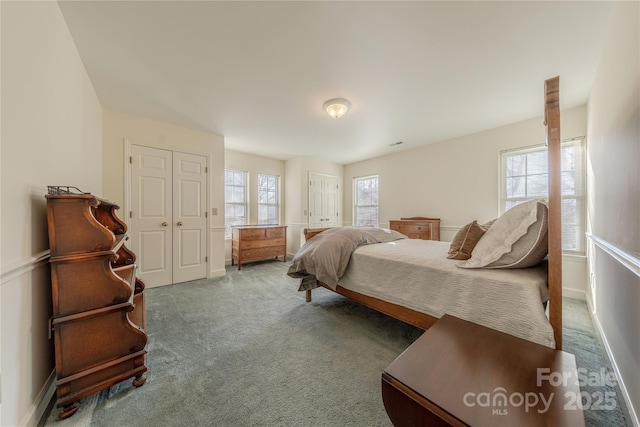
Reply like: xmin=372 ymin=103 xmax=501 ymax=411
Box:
xmin=42 ymin=260 xmax=630 ymax=426
xmin=563 ymin=298 xmax=630 ymax=427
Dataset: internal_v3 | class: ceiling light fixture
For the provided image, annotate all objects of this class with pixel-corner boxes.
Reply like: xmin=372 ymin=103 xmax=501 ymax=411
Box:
xmin=323 ymin=98 xmax=351 ymax=118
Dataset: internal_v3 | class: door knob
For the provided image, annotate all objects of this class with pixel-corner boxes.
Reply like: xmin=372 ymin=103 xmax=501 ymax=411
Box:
xmin=161 ymin=222 xmax=168 ymax=227
xmin=177 ymin=221 xmax=183 ymax=226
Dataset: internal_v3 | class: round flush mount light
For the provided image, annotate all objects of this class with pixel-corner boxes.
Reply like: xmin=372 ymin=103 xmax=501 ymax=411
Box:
xmin=323 ymin=98 xmax=351 ymax=118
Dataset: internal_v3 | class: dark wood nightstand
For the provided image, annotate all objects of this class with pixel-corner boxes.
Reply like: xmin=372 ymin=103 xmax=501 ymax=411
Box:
xmin=382 ymin=315 xmax=585 ymax=426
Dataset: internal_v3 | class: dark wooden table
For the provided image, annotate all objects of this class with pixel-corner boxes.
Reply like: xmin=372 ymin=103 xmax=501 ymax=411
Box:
xmin=382 ymin=314 xmax=585 ymax=426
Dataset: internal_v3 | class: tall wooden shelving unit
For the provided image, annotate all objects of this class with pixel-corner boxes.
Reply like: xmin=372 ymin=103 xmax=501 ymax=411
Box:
xmin=46 ymin=186 xmax=147 ymax=419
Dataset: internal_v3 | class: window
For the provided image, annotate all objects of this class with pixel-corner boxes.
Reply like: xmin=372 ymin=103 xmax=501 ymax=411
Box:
xmin=353 ymin=175 xmax=379 ymax=227
xmin=500 ymin=137 xmax=585 ymax=252
xmin=224 ymin=169 xmax=247 ymax=238
xmin=258 ymin=174 xmax=279 ymax=225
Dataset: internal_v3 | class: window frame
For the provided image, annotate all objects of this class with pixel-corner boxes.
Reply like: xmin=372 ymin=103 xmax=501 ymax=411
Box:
xmin=224 ymin=169 xmax=248 ymax=238
xmin=499 ymin=137 xmax=586 ymax=254
xmin=257 ymin=173 xmax=280 ymax=225
xmin=353 ymin=174 xmax=379 ymax=227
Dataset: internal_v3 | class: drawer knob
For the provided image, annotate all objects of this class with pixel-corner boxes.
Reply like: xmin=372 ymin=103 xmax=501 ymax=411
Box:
xmin=177 ymin=221 xmax=183 ymax=226
xmin=161 ymin=222 xmax=168 ymax=227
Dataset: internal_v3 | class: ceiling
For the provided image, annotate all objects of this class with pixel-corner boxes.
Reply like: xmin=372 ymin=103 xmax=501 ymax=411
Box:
xmin=58 ymin=1 xmax=613 ymax=165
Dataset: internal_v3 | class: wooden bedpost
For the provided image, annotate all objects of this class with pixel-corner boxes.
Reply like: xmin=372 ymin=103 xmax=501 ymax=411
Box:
xmin=545 ymin=76 xmax=562 ymax=350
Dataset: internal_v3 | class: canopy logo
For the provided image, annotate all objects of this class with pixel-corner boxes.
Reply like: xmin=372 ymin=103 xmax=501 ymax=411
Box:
xmin=463 ymin=388 xmax=553 ymax=414
xmin=462 ymin=368 xmax=618 ymax=415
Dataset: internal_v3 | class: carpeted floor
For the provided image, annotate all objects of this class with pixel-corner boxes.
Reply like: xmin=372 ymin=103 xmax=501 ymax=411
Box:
xmin=41 ymin=260 xmax=630 ymax=426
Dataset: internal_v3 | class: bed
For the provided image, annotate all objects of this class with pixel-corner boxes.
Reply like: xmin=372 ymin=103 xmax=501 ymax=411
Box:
xmin=288 ymin=77 xmax=564 ymax=350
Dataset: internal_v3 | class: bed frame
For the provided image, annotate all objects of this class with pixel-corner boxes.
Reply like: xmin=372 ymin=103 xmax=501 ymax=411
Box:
xmin=303 ymin=77 xmax=563 ymax=349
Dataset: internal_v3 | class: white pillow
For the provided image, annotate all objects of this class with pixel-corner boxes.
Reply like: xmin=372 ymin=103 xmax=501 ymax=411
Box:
xmin=460 ymin=199 xmax=548 ymax=269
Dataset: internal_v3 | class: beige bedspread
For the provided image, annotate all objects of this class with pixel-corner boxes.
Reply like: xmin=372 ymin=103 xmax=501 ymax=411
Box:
xmin=340 ymin=239 xmax=555 ymax=347
xmin=288 ymin=227 xmax=555 ymax=348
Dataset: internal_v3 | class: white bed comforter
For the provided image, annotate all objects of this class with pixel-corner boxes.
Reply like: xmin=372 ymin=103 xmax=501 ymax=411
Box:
xmin=339 ymin=239 xmax=555 ymax=348
xmin=288 ymin=227 xmax=555 ymax=348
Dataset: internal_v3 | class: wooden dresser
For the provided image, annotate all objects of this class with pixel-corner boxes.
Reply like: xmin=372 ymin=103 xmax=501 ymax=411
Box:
xmin=382 ymin=315 xmax=585 ymax=427
xmin=232 ymin=225 xmax=287 ymax=270
xmin=46 ymin=186 xmax=147 ymax=419
xmin=389 ymin=217 xmax=441 ymax=241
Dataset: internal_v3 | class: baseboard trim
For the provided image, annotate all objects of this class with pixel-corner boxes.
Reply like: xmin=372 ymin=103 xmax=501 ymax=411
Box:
xmin=563 ymin=287 xmax=586 ymax=300
xmin=586 ymin=295 xmax=640 ymax=427
xmin=209 ymin=268 xmax=226 ymax=278
xmin=21 ymin=369 xmax=56 ymax=427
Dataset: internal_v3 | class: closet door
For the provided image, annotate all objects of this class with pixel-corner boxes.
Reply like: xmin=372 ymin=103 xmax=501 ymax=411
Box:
xmin=309 ymin=173 xmax=325 ymax=228
xmin=323 ymin=175 xmax=339 ymax=227
xmin=131 ymin=145 xmax=173 ymax=287
xmin=130 ymin=145 xmax=207 ymax=287
xmin=308 ymin=172 xmax=339 ymax=228
xmin=172 ymin=151 xmax=207 ymax=283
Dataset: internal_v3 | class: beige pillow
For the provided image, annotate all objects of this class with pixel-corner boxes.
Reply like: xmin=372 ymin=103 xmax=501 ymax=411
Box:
xmin=447 ymin=221 xmax=487 ymax=260
xmin=461 ymin=199 xmax=549 ymax=269
xmin=481 ymin=218 xmax=497 ymax=229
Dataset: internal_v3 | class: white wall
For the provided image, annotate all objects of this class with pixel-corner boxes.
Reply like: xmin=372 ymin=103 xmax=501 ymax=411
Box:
xmin=224 ymin=149 xmax=286 ymax=263
xmin=0 ymin=2 xmax=102 ymax=425
xmin=586 ymin=2 xmax=640 ymax=425
xmin=102 ymin=109 xmax=226 ymax=278
xmin=344 ymin=105 xmax=589 ymax=297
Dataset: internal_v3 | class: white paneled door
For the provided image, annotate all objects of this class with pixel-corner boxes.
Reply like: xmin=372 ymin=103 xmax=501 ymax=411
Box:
xmin=131 ymin=145 xmax=207 ymax=287
xmin=308 ymin=172 xmax=339 ymax=228
xmin=172 ymin=151 xmax=207 ymax=283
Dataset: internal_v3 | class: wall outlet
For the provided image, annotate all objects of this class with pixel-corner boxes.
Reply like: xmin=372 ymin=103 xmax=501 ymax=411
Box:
xmin=212 ymin=208 xmax=218 ymax=216
xmin=303 ymin=210 xmax=308 ymax=216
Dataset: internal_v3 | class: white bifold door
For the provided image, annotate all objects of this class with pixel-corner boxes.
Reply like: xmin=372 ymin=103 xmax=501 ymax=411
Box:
xmin=308 ymin=172 xmax=339 ymax=228
xmin=130 ymin=145 xmax=207 ymax=287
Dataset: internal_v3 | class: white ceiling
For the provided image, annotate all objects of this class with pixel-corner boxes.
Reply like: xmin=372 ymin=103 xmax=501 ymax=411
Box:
xmin=58 ymin=1 xmax=613 ymax=165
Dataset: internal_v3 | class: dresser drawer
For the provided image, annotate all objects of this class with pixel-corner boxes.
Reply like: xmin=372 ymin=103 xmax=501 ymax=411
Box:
xmin=240 ymin=246 xmax=283 ymax=260
xmin=240 ymin=237 xmax=285 ymax=250
xmin=266 ymin=227 xmax=285 ymax=239
xmin=402 ymin=231 xmax=430 ymax=239
xmin=240 ymin=228 xmax=267 ymax=240
xmin=389 ymin=219 xmax=440 ymax=241
xmin=391 ymin=224 xmax=431 ymax=234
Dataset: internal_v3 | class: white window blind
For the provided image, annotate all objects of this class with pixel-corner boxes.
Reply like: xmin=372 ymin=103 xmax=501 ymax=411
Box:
xmin=224 ymin=169 xmax=247 ymax=238
xmin=354 ymin=175 xmax=379 ymax=227
xmin=257 ymin=174 xmax=279 ymax=225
